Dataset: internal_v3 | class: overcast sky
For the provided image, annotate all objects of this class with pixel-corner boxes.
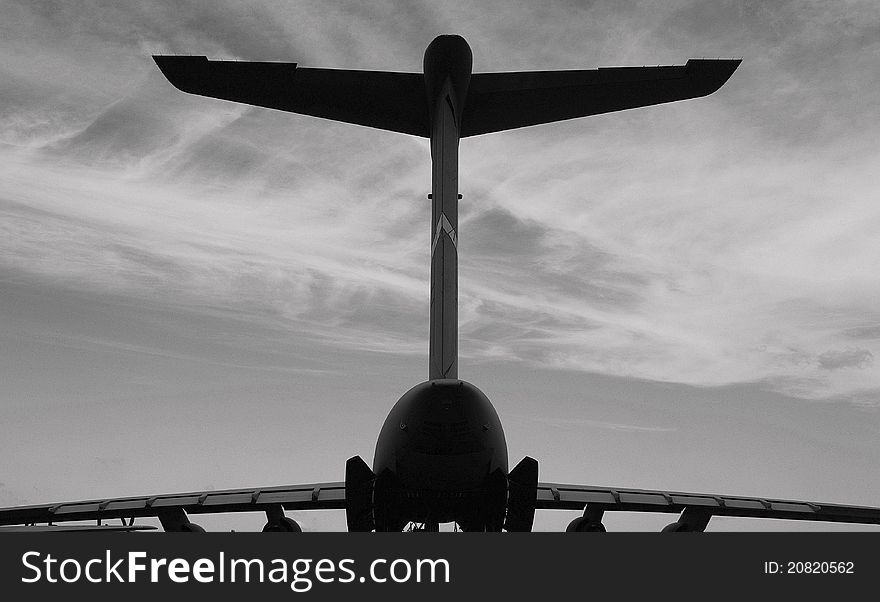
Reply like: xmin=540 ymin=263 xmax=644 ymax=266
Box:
xmin=2 ymin=0 xmax=880 ymax=531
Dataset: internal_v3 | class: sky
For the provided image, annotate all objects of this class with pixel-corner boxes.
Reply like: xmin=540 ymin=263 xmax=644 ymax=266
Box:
xmin=2 ymin=0 xmax=880 ymax=531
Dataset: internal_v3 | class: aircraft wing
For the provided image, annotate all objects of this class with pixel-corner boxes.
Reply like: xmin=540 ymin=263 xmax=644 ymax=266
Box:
xmin=3 ymin=480 xmax=880 ymax=530
xmin=537 ymin=482 xmax=880 ymax=529
xmin=0 ymin=481 xmax=345 ymax=531
xmin=460 ymin=59 xmax=741 ymax=137
xmin=153 ymin=56 xmax=430 ymax=137
xmin=0 ymin=524 xmax=156 ymax=532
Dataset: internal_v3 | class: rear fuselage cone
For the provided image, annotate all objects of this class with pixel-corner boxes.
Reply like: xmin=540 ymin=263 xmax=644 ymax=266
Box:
xmin=373 ymin=380 xmax=508 ymax=504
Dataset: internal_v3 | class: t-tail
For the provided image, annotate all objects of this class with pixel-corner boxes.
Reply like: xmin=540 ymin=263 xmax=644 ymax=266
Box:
xmin=424 ymin=35 xmax=471 ymax=380
xmin=153 ymin=35 xmax=740 ymax=530
xmin=153 ymin=36 xmax=739 ymax=383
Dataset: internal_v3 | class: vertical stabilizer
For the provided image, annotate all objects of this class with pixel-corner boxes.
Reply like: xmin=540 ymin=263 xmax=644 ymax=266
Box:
xmin=425 ymin=35 xmax=472 ymax=380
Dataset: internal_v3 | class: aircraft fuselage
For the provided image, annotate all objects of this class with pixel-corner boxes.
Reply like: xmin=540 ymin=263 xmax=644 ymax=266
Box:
xmin=148 ymin=34 xmax=742 ymax=532
xmin=373 ymin=380 xmax=508 ymax=529
xmin=368 ymin=37 xmax=511 ymax=531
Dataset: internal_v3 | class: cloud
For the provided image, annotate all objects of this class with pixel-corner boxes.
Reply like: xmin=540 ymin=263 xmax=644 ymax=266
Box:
xmin=8 ymin=0 xmax=307 ymax=60
xmin=844 ymin=325 xmax=880 ymax=341
xmin=508 ymin=413 xmax=676 ymax=434
xmin=46 ymin=77 xmax=191 ymax=166
xmin=818 ymin=348 xmax=874 ymax=371
xmin=2 ymin=0 xmax=880 ymax=402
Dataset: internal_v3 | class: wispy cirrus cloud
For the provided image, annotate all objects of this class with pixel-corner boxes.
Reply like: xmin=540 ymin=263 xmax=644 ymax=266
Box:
xmin=2 ymin=0 xmax=880 ymax=403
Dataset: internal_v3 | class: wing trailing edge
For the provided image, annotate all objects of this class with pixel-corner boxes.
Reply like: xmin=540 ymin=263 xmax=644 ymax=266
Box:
xmin=538 ymin=482 xmax=880 ymax=526
xmin=153 ymin=56 xmax=740 ymax=139
xmin=153 ymin=56 xmax=430 ymax=137
xmin=0 ymin=482 xmax=346 ymax=527
xmin=461 ymin=59 xmax=742 ymax=136
xmin=3 ymin=480 xmax=880 ymax=530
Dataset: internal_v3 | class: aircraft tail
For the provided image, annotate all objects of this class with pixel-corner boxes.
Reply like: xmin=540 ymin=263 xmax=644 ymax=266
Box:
xmin=154 ymin=56 xmax=740 ymax=139
xmin=153 ymin=56 xmax=430 ymax=137
xmin=460 ymin=59 xmax=742 ymax=137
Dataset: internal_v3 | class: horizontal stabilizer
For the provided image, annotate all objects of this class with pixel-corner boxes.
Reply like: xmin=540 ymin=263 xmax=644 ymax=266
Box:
xmin=154 ymin=56 xmax=739 ymax=139
xmin=460 ymin=59 xmax=742 ymax=136
xmin=153 ymin=56 xmax=429 ymax=136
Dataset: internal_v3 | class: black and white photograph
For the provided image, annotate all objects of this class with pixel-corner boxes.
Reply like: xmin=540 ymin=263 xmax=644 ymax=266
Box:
xmin=2 ymin=0 xmax=880 ymax=550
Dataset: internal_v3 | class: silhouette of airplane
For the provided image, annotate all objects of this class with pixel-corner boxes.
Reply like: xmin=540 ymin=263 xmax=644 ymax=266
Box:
xmin=3 ymin=35 xmax=879 ymax=532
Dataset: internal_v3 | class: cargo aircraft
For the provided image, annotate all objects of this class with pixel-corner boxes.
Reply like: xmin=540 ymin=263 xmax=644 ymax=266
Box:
xmin=3 ymin=35 xmax=879 ymax=532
